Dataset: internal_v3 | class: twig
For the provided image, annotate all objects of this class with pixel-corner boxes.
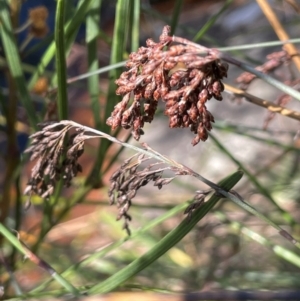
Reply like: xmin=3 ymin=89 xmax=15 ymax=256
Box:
xmin=224 ymin=83 xmax=300 ymax=121
xmin=256 ymin=0 xmax=300 ymax=71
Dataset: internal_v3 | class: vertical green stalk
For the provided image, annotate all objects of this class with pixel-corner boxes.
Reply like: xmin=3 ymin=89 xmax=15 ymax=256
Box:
xmin=1 ymin=74 xmax=19 ymax=248
xmin=193 ymin=0 xmax=233 ymax=41
xmin=86 ymin=0 xmax=102 ymax=129
xmin=105 ymin=0 xmax=130 ymax=119
xmin=28 ymin=0 xmax=93 ymax=91
xmin=131 ymin=0 xmax=140 ymax=51
xmin=170 ymin=0 xmax=184 ymax=35
xmin=84 ymin=0 xmax=103 ymax=186
xmin=85 ymin=0 xmax=131 ymax=186
xmin=0 ymin=1 xmax=38 ymax=127
xmin=55 ymin=0 xmax=68 ymax=120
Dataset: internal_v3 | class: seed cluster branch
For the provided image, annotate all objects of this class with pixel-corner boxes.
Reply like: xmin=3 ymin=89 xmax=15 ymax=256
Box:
xmin=108 ymin=154 xmax=176 ymax=235
xmin=23 ymin=120 xmax=225 ymax=233
xmin=106 ymin=25 xmax=228 ymax=145
xmin=24 ymin=122 xmax=93 ymax=205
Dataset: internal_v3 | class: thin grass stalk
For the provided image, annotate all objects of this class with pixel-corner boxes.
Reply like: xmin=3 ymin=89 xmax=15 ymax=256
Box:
xmin=131 ymin=0 xmax=140 ymax=52
xmin=0 ymin=223 xmax=81 ymax=296
xmin=87 ymin=170 xmax=243 ymax=294
xmin=224 ymin=84 xmax=300 ymax=122
xmin=55 ymin=0 xmax=68 ymax=120
xmin=256 ymin=0 xmax=300 ymax=71
xmin=47 ymin=120 xmax=298 ymax=247
xmin=86 ymin=0 xmax=102 ymax=129
xmin=85 ymin=0 xmax=131 ymax=186
xmin=83 ymin=0 xmax=104 ymax=188
xmin=218 ymin=38 xmax=300 ymax=51
xmin=193 ymin=0 xmax=233 ymax=42
xmin=214 ymin=124 xmax=299 ymax=152
xmin=170 ymin=0 xmax=184 ymax=35
xmin=27 ymin=0 xmax=93 ymax=90
xmin=220 ymin=53 xmax=300 ymax=102
xmin=215 ymin=211 xmax=300 ymax=268
xmin=29 ymin=199 xmax=191 ymax=293
xmin=65 ymin=61 xmax=126 ymax=85
xmin=105 ymin=0 xmax=130 ymax=116
xmin=0 ymin=1 xmax=38 ymax=128
xmin=208 ymin=132 xmax=296 ymax=225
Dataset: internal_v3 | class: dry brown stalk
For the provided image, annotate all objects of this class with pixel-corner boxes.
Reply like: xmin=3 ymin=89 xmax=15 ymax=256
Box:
xmin=256 ymin=0 xmax=300 ymax=71
xmin=224 ymin=84 xmax=300 ymax=122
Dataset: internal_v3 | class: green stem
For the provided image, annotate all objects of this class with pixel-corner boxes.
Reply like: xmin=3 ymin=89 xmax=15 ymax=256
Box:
xmin=87 ymin=170 xmax=243 ymax=294
xmin=0 ymin=224 xmax=81 ymax=296
xmin=220 ymin=52 xmax=300 ymax=102
xmin=55 ymin=0 xmax=68 ymax=120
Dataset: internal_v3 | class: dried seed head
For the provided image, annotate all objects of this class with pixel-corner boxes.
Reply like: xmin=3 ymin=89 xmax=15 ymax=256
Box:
xmin=23 ymin=122 xmax=89 ymax=205
xmin=106 ymin=25 xmax=228 ymax=145
xmin=108 ymin=155 xmax=176 ymax=234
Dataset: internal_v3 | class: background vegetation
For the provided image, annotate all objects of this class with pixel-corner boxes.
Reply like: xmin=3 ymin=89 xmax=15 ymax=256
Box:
xmin=1 ymin=0 xmax=300 ymax=299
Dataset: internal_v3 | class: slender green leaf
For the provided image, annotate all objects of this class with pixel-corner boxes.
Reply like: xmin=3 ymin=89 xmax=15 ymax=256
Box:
xmin=86 ymin=0 xmax=102 ymax=129
xmin=85 ymin=0 xmax=131 ymax=186
xmin=0 ymin=223 xmax=80 ymax=296
xmin=193 ymin=0 xmax=233 ymax=42
xmin=131 ymin=0 xmax=140 ymax=51
xmin=29 ymin=196 xmax=191 ymax=293
xmin=0 ymin=1 xmax=38 ymax=128
xmin=87 ymin=170 xmax=243 ymax=294
xmin=216 ymin=212 xmax=300 ymax=268
xmin=105 ymin=0 xmax=131 ymax=118
xmin=218 ymin=38 xmax=300 ymax=51
xmin=170 ymin=0 xmax=184 ymax=35
xmin=209 ymin=132 xmax=295 ymax=225
xmin=27 ymin=0 xmax=93 ymax=91
xmin=221 ymin=53 xmax=300 ymax=102
xmin=55 ymin=0 xmax=68 ymax=120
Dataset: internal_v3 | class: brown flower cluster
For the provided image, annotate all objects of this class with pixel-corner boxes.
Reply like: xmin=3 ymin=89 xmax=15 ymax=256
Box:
xmin=24 ymin=122 xmax=85 ymax=203
xmin=236 ymin=50 xmax=294 ymax=128
xmin=108 ymin=154 xmax=175 ymax=235
xmin=236 ymin=50 xmax=291 ymax=89
xmin=184 ymin=189 xmax=211 ymax=220
xmin=28 ymin=6 xmax=49 ymax=38
xmin=107 ymin=25 xmax=228 ymax=146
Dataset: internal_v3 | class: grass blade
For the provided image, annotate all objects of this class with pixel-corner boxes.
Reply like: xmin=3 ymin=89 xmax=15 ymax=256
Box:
xmin=0 ymin=1 xmax=38 ymax=128
xmin=209 ymin=132 xmax=296 ymax=225
xmin=87 ymin=170 xmax=243 ymax=294
xmin=85 ymin=0 xmax=131 ymax=186
xmin=55 ymin=0 xmax=68 ymax=119
xmin=29 ymin=196 xmax=191 ymax=294
xmin=193 ymin=0 xmax=233 ymax=42
xmin=170 ymin=0 xmax=184 ymax=35
xmin=27 ymin=0 xmax=93 ymax=91
xmin=216 ymin=211 xmax=300 ymax=268
xmin=0 ymin=223 xmax=80 ymax=296
xmin=86 ymin=0 xmax=102 ymax=129
xmin=131 ymin=0 xmax=140 ymax=51
xmin=221 ymin=53 xmax=300 ymax=102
